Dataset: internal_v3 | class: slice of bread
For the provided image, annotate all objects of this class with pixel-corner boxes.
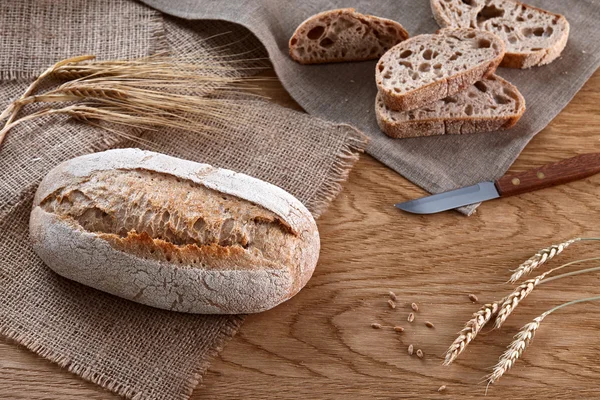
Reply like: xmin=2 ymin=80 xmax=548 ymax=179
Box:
xmin=430 ymin=0 xmax=570 ymax=68
xmin=375 ymin=29 xmax=505 ymax=111
xmin=375 ymin=74 xmax=525 ymax=138
xmin=289 ymin=8 xmax=409 ymax=64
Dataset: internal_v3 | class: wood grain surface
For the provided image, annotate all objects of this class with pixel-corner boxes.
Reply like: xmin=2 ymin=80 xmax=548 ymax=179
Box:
xmin=1 ymin=68 xmax=600 ymax=399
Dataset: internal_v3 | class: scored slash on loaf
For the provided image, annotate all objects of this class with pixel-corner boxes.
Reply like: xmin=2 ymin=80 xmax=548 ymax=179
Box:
xmin=29 ymin=149 xmax=321 ymax=314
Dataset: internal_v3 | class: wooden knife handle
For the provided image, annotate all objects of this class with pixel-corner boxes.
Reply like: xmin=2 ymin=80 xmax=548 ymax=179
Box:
xmin=495 ymin=153 xmax=600 ymax=197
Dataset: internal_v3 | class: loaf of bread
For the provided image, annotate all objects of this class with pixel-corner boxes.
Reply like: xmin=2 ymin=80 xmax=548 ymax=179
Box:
xmin=29 ymin=149 xmax=320 ymax=314
xmin=289 ymin=8 xmax=409 ymax=64
xmin=376 ymin=75 xmax=525 ymax=138
xmin=375 ymin=29 xmax=505 ymax=111
xmin=430 ymin=0 xmax=569 ymax=68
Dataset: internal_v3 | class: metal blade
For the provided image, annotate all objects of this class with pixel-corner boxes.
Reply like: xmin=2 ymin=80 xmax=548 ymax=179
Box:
xmin=395 ymin=182 xmax=500 ymax=214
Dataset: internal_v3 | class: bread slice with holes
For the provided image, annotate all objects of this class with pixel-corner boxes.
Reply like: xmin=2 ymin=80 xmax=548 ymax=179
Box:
xmin=430 ymin=0 xmax=569 ymax=68
xmin=375 ymin=29 xmax=505 ymax=111
xmin=375 ymin=74 xmax=525 ymax=138
xmin=289 ymin=8 xmax=409 ymax=64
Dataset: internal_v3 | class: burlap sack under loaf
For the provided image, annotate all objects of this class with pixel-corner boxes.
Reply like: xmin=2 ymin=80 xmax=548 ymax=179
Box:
xmin=0 ymin=2 xmax=367 ymax=400
xmin=141 ymin=0 xmax=600 ymax=215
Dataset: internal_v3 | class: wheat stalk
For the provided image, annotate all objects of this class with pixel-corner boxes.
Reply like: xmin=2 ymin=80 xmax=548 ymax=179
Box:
xmin=508 ymin=238 xmax=600 ymax=283
xmin=443 ymin=300 xmax=503 ymax=366
xmin=486 ymin=295 xmax=600 ymax=390
xmin=0 ymin=53 xmax=269 ymax=148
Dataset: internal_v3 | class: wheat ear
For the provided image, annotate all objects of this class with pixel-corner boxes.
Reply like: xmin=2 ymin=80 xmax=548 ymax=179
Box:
xmin=497 ymin=257 xmax=600 ymax=328
xmin=508 ymin=238 xmax=600 ymax=283
xmin=486 ymin=295 xmax=600 ymax=389
xmin=443 ymin=300 xmax=503 ymax=366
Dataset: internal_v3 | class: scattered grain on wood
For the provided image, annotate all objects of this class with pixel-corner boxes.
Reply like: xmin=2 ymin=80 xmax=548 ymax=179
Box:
xmin=393 ymin=326 xmax=405 ymax=333
xmin=389 ymin=291 xmax=397 ymax=301
xmin=468 ymin=294 xmax=479 ymax=302
xmin=425 ymin=321 xmax=434 ymax=328
xmin=411 ymin=302 xmax=419 ymax=312
xmin=408 ymin=344 xmax=414 ymax=355
xmin=388 ymin=299 xmax=396 ymax=309
xmin=438 ymin=385 xmax=447 ymax=392
xmin=371 ymin=323 xmax=382 ymax=329
xmin=417 ymin=349 xmax=424 ymax=358
xmin=408 ymin=312 xmax=415 ymax=322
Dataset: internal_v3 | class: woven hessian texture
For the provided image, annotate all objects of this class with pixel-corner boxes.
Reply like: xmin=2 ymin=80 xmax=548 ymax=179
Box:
xmin=0 ymin=2 xmax=367 ymax=399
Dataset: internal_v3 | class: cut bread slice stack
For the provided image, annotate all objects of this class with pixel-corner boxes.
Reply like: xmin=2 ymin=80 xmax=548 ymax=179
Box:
xmin=289 ymin=8 xmax=409 ymax=64
xmin=430 ymin=0 xmax=570 ymax=69
xmin=376 ymin=75 xmax=525 ymax=138
xmin=375 ymin=28 xmax=505 ymax=111
xmin=374 ymin=28 xmax=525 ymax=139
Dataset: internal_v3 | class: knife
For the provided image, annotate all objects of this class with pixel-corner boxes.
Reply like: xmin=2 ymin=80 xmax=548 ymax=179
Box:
xmin=395 ymin=153 xmax=600 ymax=214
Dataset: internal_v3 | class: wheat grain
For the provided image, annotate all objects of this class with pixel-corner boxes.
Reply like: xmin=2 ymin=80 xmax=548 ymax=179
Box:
xmin=487 ymin=314 xmax=546 ymax=386
xmin=425 ymin=321 xmax=434 ymax=328
xmin=416 ymin=349 xmax=424 ymax=358
xmin=371 ymin=323 xmax=382 ymax=329
xmin=495 ymin=270 xmax=553 ymax=329
xmin=443 ymin=300 xmax=502 ymax=366
xmin=468 ymin=294 xmax=478 ymax=302
xmin=509 ymin=238 xmax=580 ymax=283
xmin=408 ymin=312 xmax=415 ymax=322
xmin=408 ymin=344 xmax=414 ymax=355
xmin=389 ymin=291 xmax=397 ymax=301
xmin=393 ymin=326 xmax=405 ymax=333
xmin=437 ymin=385 xmax=447 ymax=392
xmin=411 ymin=303 xmax=419 ymax=312
xmin=388 ymin=300 xmax=396 ymax=309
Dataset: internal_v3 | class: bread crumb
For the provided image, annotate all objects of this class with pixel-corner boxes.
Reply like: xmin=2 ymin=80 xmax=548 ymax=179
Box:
xmin=582 ymin=50 xmax=587 ymax=54
xmin=416 ymin=349 xmax=424 ymax=358
xmin=350 ymin=79 xmax=355 ymax=83
xmin=408 ymin=312 xmax=415 ymax=322
xmin=468 ymin=294 xmax=478 ymax=302
xmin=438 ymin=385 xmax=446 ymax=392
xmin=425 ymin=321 xmax=434 ymax=328
xmin=388 ymin=299 xmax=396 ymax=309
xmin=393 ymin=326 xmax=405 ymax=333
xmin=371 ymin=323 xmax=382 ymax=329
xmin=408 ymin=344 xmax=414 ymax=355
xmin=411 ymin=302 xmax=419 ymax=312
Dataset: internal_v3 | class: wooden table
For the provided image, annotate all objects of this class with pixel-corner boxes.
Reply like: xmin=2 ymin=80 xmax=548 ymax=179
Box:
xmin=2 ymin=69 xmax=600 ymax=399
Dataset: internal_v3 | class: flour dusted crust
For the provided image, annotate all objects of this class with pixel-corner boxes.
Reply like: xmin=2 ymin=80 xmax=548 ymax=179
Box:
xmin=376 ymin=74 xmax=525 ymax=138
xmin=289 ymin=8 xmax=409 ymax=64
xmin=375 ymin=29 xmax=505 ymax=111
xmin=430 ymin=0 xmax=569 ymax=68
xmin=30 ymin=149 xmax=320 ymax=314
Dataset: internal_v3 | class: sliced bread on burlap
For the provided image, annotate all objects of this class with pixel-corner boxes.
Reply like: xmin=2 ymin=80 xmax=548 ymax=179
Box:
xmin=430 ymin=0 xmax=569 ymax=68
xmin=375 ymin=28 xmax=505 ymax=111
xmin=375 ymin=74 xmax=525 ymax=138
xmin=289 ymin=8 xmax=409 ymax=64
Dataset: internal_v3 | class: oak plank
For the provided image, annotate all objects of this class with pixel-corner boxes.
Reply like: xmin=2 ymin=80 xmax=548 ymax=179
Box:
xmin=1 ymin=69 xmax=600 ymax=399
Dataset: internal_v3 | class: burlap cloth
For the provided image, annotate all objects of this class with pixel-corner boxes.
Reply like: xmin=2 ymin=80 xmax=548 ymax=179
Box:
xmin=0 ymin=1 xmax=367 ymax=399
xmin=141 ymin=0 xmax=600 ymax=215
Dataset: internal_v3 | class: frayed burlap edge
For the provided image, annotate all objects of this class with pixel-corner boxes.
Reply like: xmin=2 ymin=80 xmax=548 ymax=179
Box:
xmin=309 ymin=124 xmax=368 ymax=218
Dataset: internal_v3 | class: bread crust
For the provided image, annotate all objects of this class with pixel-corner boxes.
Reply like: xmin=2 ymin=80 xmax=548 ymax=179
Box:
xmin=30 ymin=149 xmax=320 ymax=314
xmin=289 ymin=8 xmax=409 ymax=64
xmin=430 ymin=0 xmax=570 ymax=69
xmin=375 ymin=29 xmax=505 ymax=112
xmin=375 ymin=75 xmax=526 ymax=138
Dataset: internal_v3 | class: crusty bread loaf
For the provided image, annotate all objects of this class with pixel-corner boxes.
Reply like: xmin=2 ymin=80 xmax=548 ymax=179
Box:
xmin=375 ymin=29 xmax=505 ymax=111
xmin=289 ymin=8 xmax=409 ymax=64
xmin=430 ymin=0 xmax=569 ymax=68
xmin=29 ymin=149 xmax=320 ymax=314
xmin=376 ymin=74 xmax=525 ymax=138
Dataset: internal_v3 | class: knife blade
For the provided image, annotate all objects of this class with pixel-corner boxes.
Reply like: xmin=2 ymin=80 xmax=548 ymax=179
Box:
xmin=395 ymin=153 xmax=600 ymax=214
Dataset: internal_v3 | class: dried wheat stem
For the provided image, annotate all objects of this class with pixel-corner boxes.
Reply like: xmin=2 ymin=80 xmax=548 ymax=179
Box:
xmin=486 ymin=295 xmax=600 ymax=388
xmin=509 ymin=238 xmax=600 ymax=283
xmin=496 ymin=257 xmax=600 ymax=329
xmin=443 ymin=299 xmax=503 ymax=366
